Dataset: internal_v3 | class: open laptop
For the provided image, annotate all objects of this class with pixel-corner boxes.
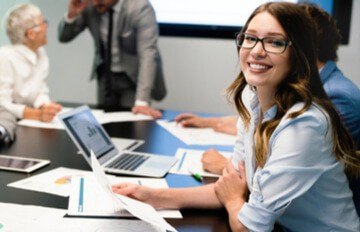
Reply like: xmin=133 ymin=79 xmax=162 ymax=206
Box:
xmin=59 ymin=105 xmax=177 ymax=177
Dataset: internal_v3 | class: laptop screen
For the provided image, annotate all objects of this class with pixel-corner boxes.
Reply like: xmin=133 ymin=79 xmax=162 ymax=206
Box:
xmin=62 ymin=109 xmax=115 ymax=159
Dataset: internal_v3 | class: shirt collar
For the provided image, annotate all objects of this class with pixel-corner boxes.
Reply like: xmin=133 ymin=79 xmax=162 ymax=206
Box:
xmin=112 ymin=0 xmax=123 ymax=13
xmin=263 ymin=105 xmax=277 ymax=122
xmin=13 ymin=44 xmax=37 ymax=65
xmin=319 ymin=60 xmax=337 ymax=83
xmin=245 ymin=85 xmax=278 ymax=122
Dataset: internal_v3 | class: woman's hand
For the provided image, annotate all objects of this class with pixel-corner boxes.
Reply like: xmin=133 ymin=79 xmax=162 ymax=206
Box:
xmin=174 ymin=113 xmax=207 ymax=127
xmin=112 ymin=182 xmax=160 ymax=208
xmin=214 ymin=160 xmax=249 ymax=231
xmin=214 ymin=160 xmax=248 ymax=207
xmin=201 ymin=148 xmax=227 ymax=175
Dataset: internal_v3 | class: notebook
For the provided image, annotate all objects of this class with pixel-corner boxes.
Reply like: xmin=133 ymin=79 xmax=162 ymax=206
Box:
xmin=59 ymin=105 xmax=177 ymax=177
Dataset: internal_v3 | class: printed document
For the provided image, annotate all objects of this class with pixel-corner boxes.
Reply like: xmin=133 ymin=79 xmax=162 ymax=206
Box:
xmin=17 ymin=107 xmax=104 ymax=130
xmin=17 ymin=108 xmax=151 ymax=129
xmin=156 ymin=120 xmax=236 ymax=145
xmin=0 ymin=202 xmax=165 ymax=232
xmin=68 ymin=175 xmax=182 ymax=218
xmin=97 ymin=111 xmax=153 ymax=124
xmin=170 ymin=148 xmax=233 ymax=177
xmin=89 ymin=151 xmax=177 ymax=232
xmin=8 ymin=167 xmax=89 ymax=197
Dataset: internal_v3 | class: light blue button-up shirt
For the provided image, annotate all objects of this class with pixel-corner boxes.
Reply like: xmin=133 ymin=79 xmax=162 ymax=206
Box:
xmin=233 ymin=85 xmax=359 ymax=232
xmin=320 ymin=60 xmax=360 ymax=148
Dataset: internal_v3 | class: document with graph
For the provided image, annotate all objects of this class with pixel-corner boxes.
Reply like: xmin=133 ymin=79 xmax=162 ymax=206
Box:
xmin=170 ymin=148 xmax=233 ymax=177
xmin=74 ymin=151 xmax=178 ymax=232
xmin=67 ymin=175 xmax=182 ymax=219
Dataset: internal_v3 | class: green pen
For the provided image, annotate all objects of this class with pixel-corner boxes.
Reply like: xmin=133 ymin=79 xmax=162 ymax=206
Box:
xmin=189 ymin=170 xmax=203 ymax=183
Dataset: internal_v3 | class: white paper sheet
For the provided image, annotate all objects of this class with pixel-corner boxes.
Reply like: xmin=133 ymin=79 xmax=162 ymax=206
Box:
xmin=97 ymin=111 xmax=153 ymax=124
xmin=17 ymin=107 xmax=105 ymax=130
xmin=7 ymin=167 xmax=89 ymax=197
xmin=0 ymin=202 xmax=165 ymax=232
xmin=111 ymin=137 xmax=144 ymax=151
xmin=156 ymin=120 xmax=237 ymax=145
xmin=170 ymin=148 xmax=233 ymax=177
xmin=68 ymin=175 xmax=182 ymax=219
xmin=90 ymin=151 xmax=177 ymax=232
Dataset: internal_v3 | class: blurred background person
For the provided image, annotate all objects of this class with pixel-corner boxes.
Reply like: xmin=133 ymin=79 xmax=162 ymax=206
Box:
xmin=58 ymin=0 xmax=166 ymax=118
xmin=0 ymin=3 xmax=62 ymax=122
xmin=303 ymin=3 xmax=360 ymax=149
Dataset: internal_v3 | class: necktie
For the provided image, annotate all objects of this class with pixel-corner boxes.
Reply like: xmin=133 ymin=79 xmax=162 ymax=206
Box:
xmin=104 ymin=8 xmax=114 ymax=106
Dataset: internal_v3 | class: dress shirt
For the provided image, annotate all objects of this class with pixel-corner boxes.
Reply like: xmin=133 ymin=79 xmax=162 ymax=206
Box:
xmin=320 ymin=61 xmax=360 ymax=148
xmin=63 ymin=1 xmax=124 ymax=72
xmin=233 ymin=85 xmax=359 ymax=232
xmin=0 ymin=45 xmax=50 ymax=118
xmin=99 ymin=0 xmax=123 ymax=73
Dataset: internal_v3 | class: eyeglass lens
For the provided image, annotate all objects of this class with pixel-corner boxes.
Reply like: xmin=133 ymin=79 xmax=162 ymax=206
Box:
xmin=236 ymin=33 xmax=289 ymax=54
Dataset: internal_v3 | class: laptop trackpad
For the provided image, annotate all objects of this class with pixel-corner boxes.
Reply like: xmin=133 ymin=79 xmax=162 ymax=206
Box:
xmin=144 ymin=160 xmax=168 ymax=169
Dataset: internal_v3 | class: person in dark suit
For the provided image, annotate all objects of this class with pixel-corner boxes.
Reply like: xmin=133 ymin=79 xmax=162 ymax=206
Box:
xmin=0 ymin=107 xmax=16 ymax=145
xmin=58 ymin=0 xmax=166 ymax=118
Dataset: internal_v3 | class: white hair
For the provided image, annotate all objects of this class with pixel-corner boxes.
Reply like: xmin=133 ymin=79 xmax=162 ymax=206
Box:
xmin=5 ymin=3 xmax=42 ymax=44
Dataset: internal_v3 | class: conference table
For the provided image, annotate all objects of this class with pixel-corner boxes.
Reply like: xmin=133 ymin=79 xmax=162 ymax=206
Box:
xmin=0 ymin=108 xmax=233 ymax=232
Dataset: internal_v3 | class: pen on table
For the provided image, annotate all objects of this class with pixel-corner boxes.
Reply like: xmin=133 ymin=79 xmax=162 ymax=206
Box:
xmin=177 ymin=151 xmax=187 ymax=171
xmin=189 ymin=170 xmax=203 ymax=183
xmin=78 ymin=177 xmax=84 ymax=213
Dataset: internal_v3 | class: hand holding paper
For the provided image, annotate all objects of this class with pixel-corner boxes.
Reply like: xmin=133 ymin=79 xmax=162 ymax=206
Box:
xmin=90 ymin=151 xmax=177 ymax=232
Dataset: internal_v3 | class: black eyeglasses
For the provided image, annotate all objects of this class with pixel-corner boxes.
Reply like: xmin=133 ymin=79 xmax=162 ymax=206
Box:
xmin=235 ymin=32 xmax=291 ymax=54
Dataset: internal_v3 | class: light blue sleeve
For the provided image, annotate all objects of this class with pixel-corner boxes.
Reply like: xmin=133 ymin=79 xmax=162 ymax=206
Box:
xmin=238 ymin=107 xmax=335 ymax=232
xmin=232 ymin=118 xmax=246 ymax=167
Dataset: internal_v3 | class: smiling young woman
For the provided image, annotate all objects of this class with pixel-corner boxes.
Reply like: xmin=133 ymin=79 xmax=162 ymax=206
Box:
xmin=112 ymin=2 xmax=360 ymax=231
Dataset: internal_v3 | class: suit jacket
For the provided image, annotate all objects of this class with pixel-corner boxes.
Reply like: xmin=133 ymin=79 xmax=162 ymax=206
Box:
xmin=58 ymin=0 xmax=166 ymax=102
xmin=0 ymin=107 xmax=16 ymax=141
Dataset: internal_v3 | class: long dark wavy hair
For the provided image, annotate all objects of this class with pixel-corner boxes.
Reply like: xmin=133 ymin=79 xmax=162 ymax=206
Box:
xmin=227 ymin=2 xmax=360 ymax=177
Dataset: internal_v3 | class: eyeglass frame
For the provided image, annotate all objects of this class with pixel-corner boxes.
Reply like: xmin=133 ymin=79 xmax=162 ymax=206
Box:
xmin=235 ymin=32 xmax=292 ymax=54
xmin=25 ymin=19 xmax=48 ymax=35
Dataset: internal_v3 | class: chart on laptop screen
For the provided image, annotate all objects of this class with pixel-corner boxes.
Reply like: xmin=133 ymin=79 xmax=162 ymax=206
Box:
xmin=67 ymin=112 xmax=112 ymax=157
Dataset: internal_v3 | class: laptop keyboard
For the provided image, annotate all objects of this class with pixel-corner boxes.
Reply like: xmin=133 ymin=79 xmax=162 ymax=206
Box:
xmin=106 ymin=153 xmax=150 ymax=171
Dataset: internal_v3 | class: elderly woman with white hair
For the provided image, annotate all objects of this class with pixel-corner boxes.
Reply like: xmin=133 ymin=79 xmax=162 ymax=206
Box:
xmin=0 ymin=3 xmax=61 ymax=122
